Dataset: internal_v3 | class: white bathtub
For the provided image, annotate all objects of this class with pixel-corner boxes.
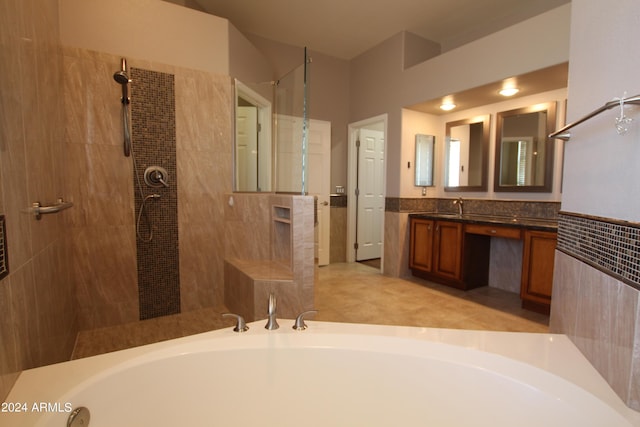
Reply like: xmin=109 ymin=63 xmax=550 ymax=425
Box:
xmin=2 ymin=321 xmax=639 ymax=427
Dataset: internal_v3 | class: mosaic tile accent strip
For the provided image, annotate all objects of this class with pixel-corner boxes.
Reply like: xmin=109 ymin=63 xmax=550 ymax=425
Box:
xmin=0 ymin=215 xmax=8 ymax=280
xmin=131 ymin=68 xmax=181 ymax=319
xmin=558 ymin=212 xmax=640 ymax=290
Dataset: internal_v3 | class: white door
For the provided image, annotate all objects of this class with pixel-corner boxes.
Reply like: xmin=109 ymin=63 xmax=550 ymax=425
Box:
xmin=236 ymin=106 xmax=258 ymax=191
xmin=307 ymin=119 xmax=331 ymax=266
xmin=356 ymin=128 xmax=385 ymax=261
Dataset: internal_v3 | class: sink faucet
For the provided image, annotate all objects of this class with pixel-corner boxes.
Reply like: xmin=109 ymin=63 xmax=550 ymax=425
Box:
xmin=265 ymin=293 xmax=279 ymax=330
xmin=453 ymin=197 xmax=464 ymax=216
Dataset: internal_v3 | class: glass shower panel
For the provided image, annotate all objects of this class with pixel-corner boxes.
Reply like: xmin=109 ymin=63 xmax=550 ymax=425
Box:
xmin=274 ymin=49 xmax=309 ymax=194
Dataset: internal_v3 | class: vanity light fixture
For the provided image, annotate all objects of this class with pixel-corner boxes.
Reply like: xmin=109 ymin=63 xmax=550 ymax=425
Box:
xmin=499 ymin=87 xmax=519 ymax=97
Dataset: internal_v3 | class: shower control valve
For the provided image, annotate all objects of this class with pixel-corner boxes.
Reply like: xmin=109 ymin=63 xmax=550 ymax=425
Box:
xmin=144 ymin=166 xmax=169 ymax=188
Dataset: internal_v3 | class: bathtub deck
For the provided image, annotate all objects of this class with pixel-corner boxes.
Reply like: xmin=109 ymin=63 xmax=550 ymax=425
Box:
xmin=72 ymin=307 xmax=230 ymax=359
xmin=72 ymin=262 xmax=549 ymax=359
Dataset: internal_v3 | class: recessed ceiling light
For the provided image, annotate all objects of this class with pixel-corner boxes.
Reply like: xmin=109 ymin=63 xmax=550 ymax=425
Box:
xmin=440 ymin=102 xmax=456 ymax=111
xmin=499 ymin=87 xmax=519 ymax=97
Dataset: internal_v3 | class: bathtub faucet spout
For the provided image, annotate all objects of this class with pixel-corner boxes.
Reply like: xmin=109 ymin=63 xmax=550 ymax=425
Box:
xmin=222 ymin=313 xmax=249 ymax=332
xmin=265 ymin=293 xmax=279 ymax=330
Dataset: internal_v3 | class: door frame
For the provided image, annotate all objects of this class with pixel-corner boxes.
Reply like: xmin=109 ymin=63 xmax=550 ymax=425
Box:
xmin=347 ymin=114 xmax=388 ymax=268
xmin=234 ymin=79 xmax=273 ymax=191
xmin=307 ymin=118 xmax=332 ymax=266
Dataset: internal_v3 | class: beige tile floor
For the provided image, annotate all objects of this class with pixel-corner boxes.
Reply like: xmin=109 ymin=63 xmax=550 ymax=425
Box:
xmin=315 ymin=262 xmax=549 ymax=331
xmin=72 ymin=262 xmax=548 ymax=359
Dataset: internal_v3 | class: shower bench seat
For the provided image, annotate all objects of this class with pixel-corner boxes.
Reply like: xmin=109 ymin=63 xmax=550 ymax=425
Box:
xmin=223 ymin=258 xmax=295 ymax=322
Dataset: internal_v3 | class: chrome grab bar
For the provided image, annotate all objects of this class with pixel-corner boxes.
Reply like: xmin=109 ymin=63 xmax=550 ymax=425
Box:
xmin=30 ymin=198 xmax=74 ymax=220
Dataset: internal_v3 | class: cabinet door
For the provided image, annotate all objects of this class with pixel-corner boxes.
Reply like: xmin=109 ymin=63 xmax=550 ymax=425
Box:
xmin=409 ymin=218 xmax=434 ymax=272
xmin=433 ymin=221 xmax=463 ymax=280
xmin=521 ymin=230 xmax=557 ymax=312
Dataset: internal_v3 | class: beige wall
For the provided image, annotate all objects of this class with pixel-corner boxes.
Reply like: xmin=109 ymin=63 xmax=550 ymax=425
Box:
xmin=59 ymin=0 xmax=230 ymax=75
xmin=401 ymin=88 xmax=567 ymax=199
xmin=228 ymin=25 xmax=273 ymax=85
xmin=0 ymin=0 xmax=77 ymax=400
xmin=1 ymin=0 xmax=256 ymax=399
xmin=346 ymin=5 xmax=570 ymax=276
xmin=57 ymin=0 xmax=276 ymax=327
xmin=246 ymin=35 xmax=352 ymax=191
xmin=550 ymin=0 xmax=640 ymax=411
xmin=560 ymin=2 xmax=640 ymax=221
xmin=350 ymin=5 xmax=571 ymax=197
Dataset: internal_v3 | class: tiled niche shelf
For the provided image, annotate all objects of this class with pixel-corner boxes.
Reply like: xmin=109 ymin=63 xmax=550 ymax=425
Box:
xmin=272 ymin=205 xmax=292 ymax=271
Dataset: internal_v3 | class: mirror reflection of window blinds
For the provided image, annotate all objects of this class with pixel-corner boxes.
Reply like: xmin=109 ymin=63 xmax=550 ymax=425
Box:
xmin=448 ymin=139 xmax=461 ymax=187
xmin=517 ymin=140 xmax=527 ymax=186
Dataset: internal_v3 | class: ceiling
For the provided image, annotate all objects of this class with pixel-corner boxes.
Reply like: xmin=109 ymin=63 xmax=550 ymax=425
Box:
xmin=176 ymin=0 xmax=569 ymax=60
xmin=407 ymin=62 xmax=569 ymax=115
xmin=166 ymin=0 xmax=570 ymax=114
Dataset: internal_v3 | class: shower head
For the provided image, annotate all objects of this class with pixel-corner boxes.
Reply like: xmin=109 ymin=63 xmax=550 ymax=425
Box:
xmin=113 ymin=70 xmax=130 ymax=105
xmin=114 ymin=57 xmax=129 ymax=83
xmin=114 ymin=57 xmax=131 ymax=105
xmin=113 ymin=70 xmax=129 ymax=85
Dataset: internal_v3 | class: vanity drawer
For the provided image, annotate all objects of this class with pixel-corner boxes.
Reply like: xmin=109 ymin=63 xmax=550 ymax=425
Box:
xmin=464 ymin=223 xmax=522 ymax=240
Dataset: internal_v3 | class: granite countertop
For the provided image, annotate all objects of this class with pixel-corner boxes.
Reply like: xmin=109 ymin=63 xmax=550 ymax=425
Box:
xmin=409 ymin=212 xmax=558 ymax=232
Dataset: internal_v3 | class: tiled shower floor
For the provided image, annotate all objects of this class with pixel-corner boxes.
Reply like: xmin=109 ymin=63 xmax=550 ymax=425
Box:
xmin=72 ymin=262 xmax=548 ymax=359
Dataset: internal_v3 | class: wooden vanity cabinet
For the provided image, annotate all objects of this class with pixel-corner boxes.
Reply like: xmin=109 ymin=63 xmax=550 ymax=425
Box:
xmin=520 ymin=230 xmax=557 ymax=314
xmin=432 ymin=221 xmax=463 ymax=281
xmin=410 ymin=219 xmax=464 ymax=287
xmin=410 ymin=215 xmax=558 ymax=309
xmin=409 ymin=218 xmax=434 ymax=272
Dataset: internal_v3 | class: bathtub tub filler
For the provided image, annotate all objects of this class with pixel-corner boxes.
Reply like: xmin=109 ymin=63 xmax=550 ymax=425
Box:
xmin=2 ymin=321 xmax=639 ymax=426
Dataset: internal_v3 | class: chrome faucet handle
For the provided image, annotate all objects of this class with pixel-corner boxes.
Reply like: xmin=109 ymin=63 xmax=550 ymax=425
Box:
xmin=265 ymin=293 xmax=279 ymax=330
xmin=222 ymin=313 xmax=249 ymax=332
xmin=293 ymin=310 xmax=318 ymax=331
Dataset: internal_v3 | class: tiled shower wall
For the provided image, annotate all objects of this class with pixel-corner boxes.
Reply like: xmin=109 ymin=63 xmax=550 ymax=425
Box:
xmin=64 ymin=47 xmax=233 ymax=330
xmin=0 ymin=0 xmax=77 ymax=400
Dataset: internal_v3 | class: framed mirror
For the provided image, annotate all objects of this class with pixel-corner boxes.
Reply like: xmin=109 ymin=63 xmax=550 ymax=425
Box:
xmin=494 ymin=102 xmax=556 ymax=192
xmin=415 ymin=134 xmax=435 ymax=187
xmin=444 ymin=115 xmax=490 ymax=192
xmin=234 ymin=79 xmax=273 ymax=192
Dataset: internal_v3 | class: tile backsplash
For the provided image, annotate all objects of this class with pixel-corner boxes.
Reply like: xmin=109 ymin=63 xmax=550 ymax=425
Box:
xmin=385 ymin=197 xmax=560 ymax=219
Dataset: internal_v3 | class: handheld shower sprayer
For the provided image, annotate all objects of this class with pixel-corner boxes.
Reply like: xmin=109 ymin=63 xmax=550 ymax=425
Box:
xmin=113 ymin=58 xmax=132 ymax=157
xmin=113 ymin=58 xmax=130 ymax=104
